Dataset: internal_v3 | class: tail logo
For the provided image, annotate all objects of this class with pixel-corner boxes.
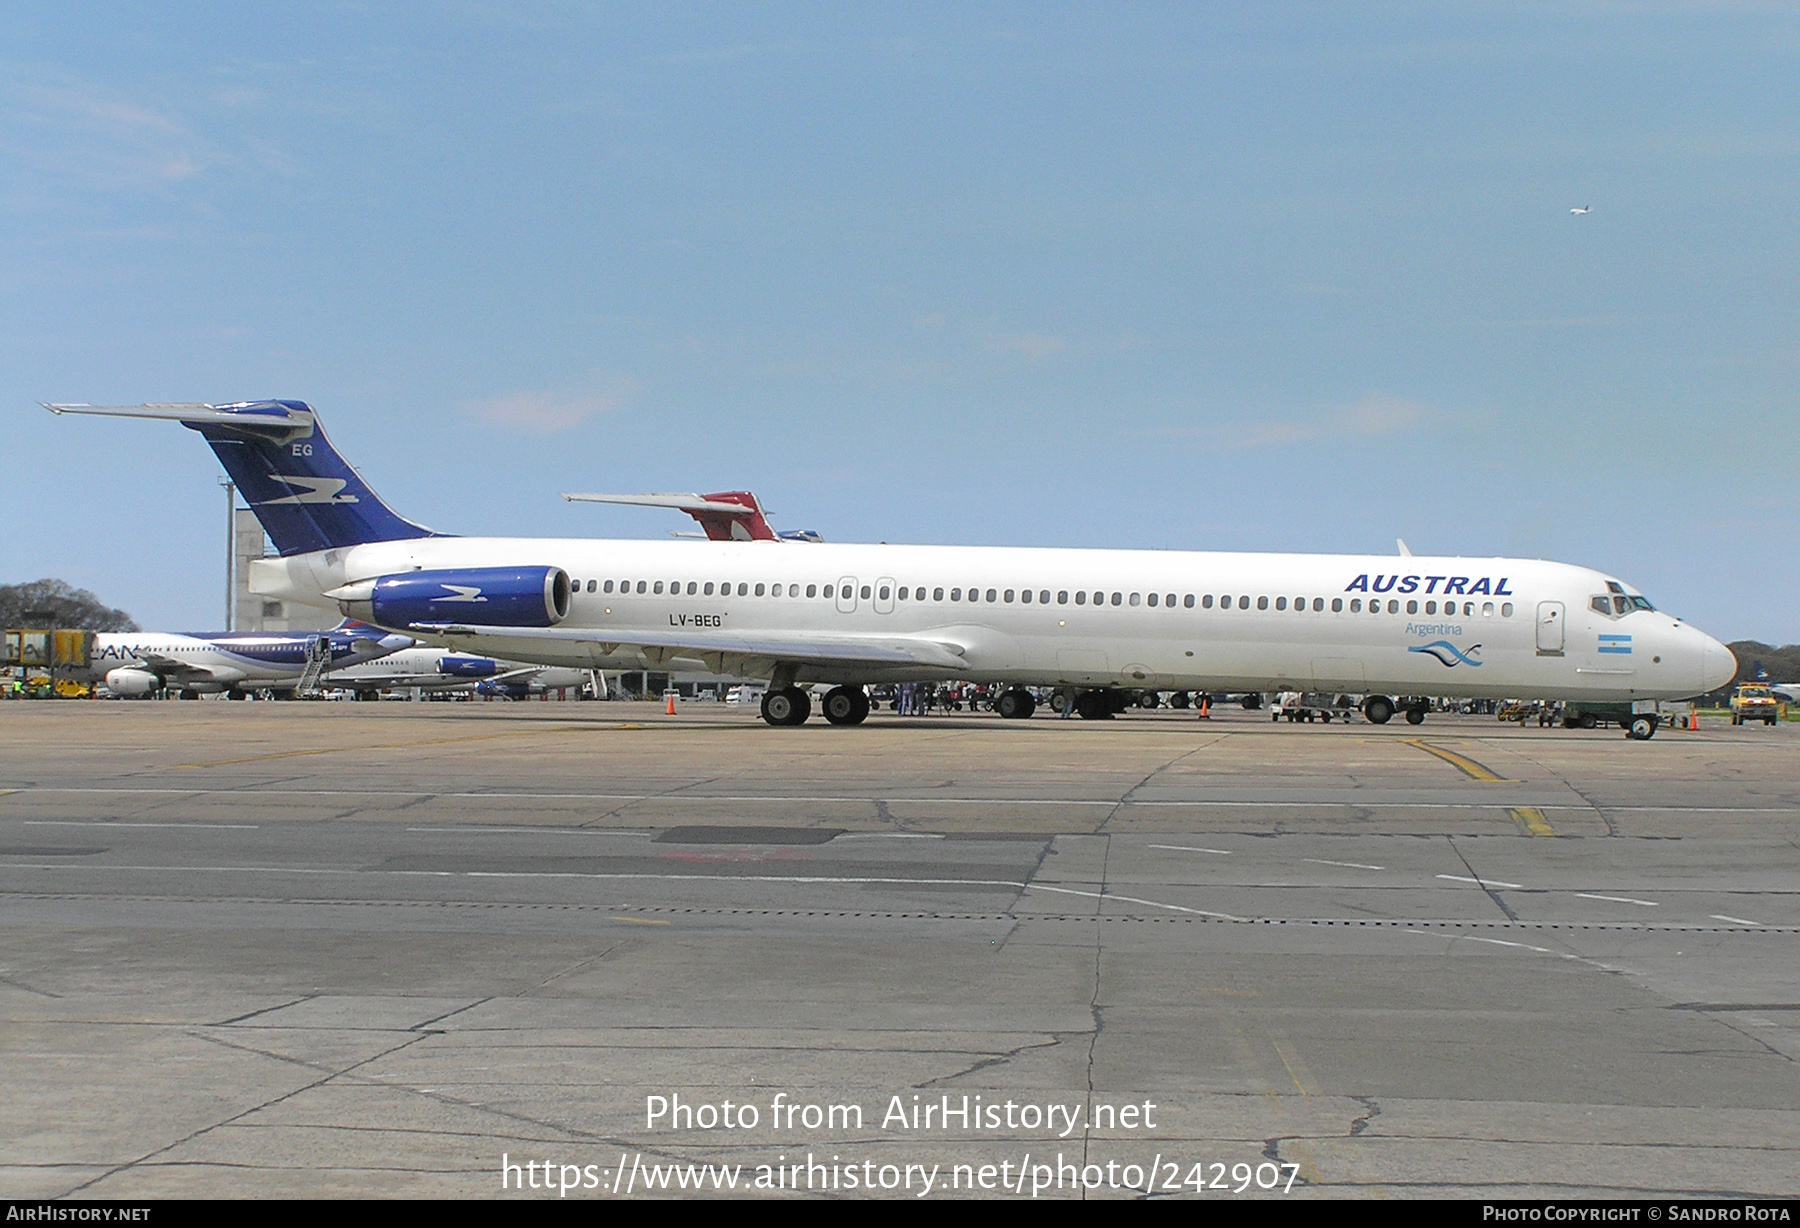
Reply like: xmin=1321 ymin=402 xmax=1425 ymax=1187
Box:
xmin=259 ymin=475 xmax=361 ymax=505
xmin=1409 ymin=640 xmax=1482 ymax=667
xmin=432 ymin=585 xmax=487 ymax=603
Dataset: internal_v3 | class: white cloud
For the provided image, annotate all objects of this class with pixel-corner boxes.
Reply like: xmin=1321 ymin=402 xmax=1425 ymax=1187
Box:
xmin=465 ymin=378 xmax=640 ymax=434
xmin=1164 ymin=392 xmax=1437 ymax=452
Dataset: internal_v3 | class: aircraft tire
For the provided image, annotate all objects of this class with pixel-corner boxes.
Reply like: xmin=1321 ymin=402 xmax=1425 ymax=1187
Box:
xmin=1076 ymin=690 xmax=1112 ymax=720
xmin=1627 ymin=715 xmax=1657 ymax=740
xmin=760 ymin=687 xmax=812 ymax=727
xmin=1404 ymin=707 xmax=1426 ymax=725
xmin=996 ymin=689 xmax=1036 ymax=719
xmin=1579 ymin=712 xmax=1598 ymax=730
xmin=1363 ymin=696 xmax=1394 ymax=725
xmin=822 ymin=686 xmax=868 ymax=726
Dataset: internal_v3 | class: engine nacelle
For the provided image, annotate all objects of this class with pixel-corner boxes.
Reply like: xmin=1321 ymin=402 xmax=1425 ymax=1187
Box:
xmin=439 ymin=654 xmax=505 ymax=679
xmin=104 ymin=668 xmax=161 ymax=697
xmin=350 ymin=567 xmax=570 ymax=630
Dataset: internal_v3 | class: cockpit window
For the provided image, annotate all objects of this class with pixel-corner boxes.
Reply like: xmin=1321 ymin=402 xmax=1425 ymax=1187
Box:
xmin=1630 ymin=595 xmax=1654 ymax=611
xmin=1613 ymin=595 xmax=1630 ymax=615
xmin=1591 ymin=596 xmax=1612 ymax=615
xmin=1605 ymin=581 xmax=1625 ymax=594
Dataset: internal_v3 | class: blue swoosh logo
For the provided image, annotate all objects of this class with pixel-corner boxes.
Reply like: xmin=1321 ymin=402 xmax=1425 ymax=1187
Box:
xmin=1409 ymin=640 xmax=1483 ymax=667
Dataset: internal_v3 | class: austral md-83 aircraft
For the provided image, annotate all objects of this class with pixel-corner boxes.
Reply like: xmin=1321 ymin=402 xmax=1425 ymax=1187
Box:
xmin=49 ymin=401 xmax=1736 ymax=737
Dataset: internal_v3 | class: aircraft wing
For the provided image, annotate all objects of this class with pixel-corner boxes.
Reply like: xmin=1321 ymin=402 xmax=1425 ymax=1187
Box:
xmin=132 ymin=652 xmax=223 ymax=683
xmin=411 ymin=623 xmax=970 ymax=674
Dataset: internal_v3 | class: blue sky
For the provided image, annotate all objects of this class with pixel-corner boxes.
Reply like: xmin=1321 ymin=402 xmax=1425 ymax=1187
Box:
xmin=4 ymin=3 xmax=1796 ymax=639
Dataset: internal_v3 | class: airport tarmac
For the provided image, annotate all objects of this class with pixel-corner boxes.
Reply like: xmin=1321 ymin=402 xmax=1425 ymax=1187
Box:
xmin=1 ymin=701 xmax=1796 ymax=1199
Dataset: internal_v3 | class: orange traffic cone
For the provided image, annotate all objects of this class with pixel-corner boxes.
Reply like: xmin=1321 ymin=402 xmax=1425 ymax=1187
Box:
xmin=1199 ymin=696 xmax=1210 ymax=720
xmin=665 ymin=693 xmax=677 ymax=715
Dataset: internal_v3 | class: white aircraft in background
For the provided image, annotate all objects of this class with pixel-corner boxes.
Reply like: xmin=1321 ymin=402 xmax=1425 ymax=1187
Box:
xmin=50 ymin=400 xmax=1736 ymax=737
xmin=1571 ymin=206 xmax=1592 ymax=215
xmin=80 ymin=621 xmax=411 ymax=698
xmin=325 ymin=646 xmax=594 ymax=699
xmin=563 ymin=489 xmax=821 ymax=542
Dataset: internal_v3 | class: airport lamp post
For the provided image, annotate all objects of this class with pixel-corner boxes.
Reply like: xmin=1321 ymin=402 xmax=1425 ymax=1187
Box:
xmin=220 ymin=476 xmax=235 ymax=631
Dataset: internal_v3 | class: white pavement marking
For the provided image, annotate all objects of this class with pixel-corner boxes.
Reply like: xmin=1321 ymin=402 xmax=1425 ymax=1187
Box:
xmin=1020 ymin=883 xmax=1247 ymax=921
xmin=1148 ymin=845 xmax=1234 ymax=856
xmin=1456 ymin=936 xmax=1580 ymax=961
xmin=1303 ymin=858 xmax=1386 ymax=871
xmin=7 ymin=787 xmax=1795 ymax=813
xmin=1711 ymin=914 xmax=1764 ymax=927
xmin=1576 ymin=893 xmax=1659 ymax=907
xmin=836 ymin=833 xmax=946 ymax=840
xmin=404 ymin=827 xmax=650 ymax=835
xmin=1437 ymin=874 xmax=1525 ymax=889
xmin=22 ymin=820 xmax=259 ymax=830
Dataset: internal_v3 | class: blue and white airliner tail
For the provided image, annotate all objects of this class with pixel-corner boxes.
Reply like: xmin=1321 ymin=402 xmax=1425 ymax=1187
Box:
xmin=46 ymin=400 xmax=436 ymax=556
xmin=51 ymin=400 xmax=1738 ymax=734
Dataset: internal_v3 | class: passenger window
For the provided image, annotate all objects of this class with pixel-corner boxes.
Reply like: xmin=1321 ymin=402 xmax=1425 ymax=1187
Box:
xmin=1184 ymin=595 xmax=1195 ymax=608
xmin=806 ymin=584 xmax=816 ymax=598
xmin=1387 ymin=599 xmax=1399 ymax=613
xmin=1406 ymin=600 xmax=1418 ymax=614
xmin=1111 ymin=592 xmax=1123 ymax=606
xmin=1294 ymin=596 xmax=1304 ymax=610
xmin=935 ymin=588 xmax=945 ymax=601
xmin=789 ymin=584 xmax=800 ymax=597
xmin=1041 ymin=591 xmax=1051 ymax=604
xmin=897 ymin=587 xmax=908 ymax=600
xmin=1129 ymin=593 xmax=1141 ymax=606
xmin=604 ymin=580 xmax=614 ymax=593
xmin=636 ymin=581 xmax=647 ymax=594
xmin=1313 ymin=598 xmax=1324 ymax=612
xmin=1331 ymin=598 xmax=1342 ymax=612
xmin=1166 ymin=593 xmax=1176 ymax=608
xmin=1202 ymin=595 xmax=1213 ymax=608
xmin=822 ymin=584 xmax=833 ymax=598
xmin=1020 ymin=589 xmax=1031 ymax=603
xmin=951 ymin=588 xmax=961 ymax=601
xmin=687 ymin=582 xmax=697 ymax=595
xmin=879 ymin=586 xmax=890 ymax=601
xmin=1003 ymin=589 xmax=1014 ymax=602
xmin=1256 ymin=596 xmax=1268 ymax=610
xmin=1147 ymin=593 xmax=1158 ymax=607
xmin=861 ymin=585 xmax=872 ymax=600
xmin=980 ymin=588 xmax=992 ymax=602
xmin=653 ymin=581 xmax=664 ymax=595
xmin=588 ymin=580 xmax=598 ymax=593
xmin=1075 ymin=591 xmax=1086 ymax=605
xmin=1502 ymin=602 xmax=1513 ymax=617
xmin=1057 ymin=591 xmax=1068 ymax=604
xmin=754 ymin=583 xmax=765 ymax=596
xmin=1424 ymin=601 xmax=1436 ymax=615
xmin=1348 ymin=598 xmax=1359 ymax=612
xmin=737 ymin=583 xmax=748 ymax=596
xmin=702 ymin=582 xmax=713 ymax=596
xmin=1462 ymin=601 xmax=1473 ymax=616
xmin=1482 ymin=601 xmax=1494 ymax=615
xmin=1275 ymin=597 xmax=1288 ymax=611
xmin=1094 ymin=591 xmax=1106 ymax=605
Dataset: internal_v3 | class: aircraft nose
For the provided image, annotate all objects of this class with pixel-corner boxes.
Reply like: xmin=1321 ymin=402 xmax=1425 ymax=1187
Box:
xmin=1701 ymin=635 xmax=1738 ymax=695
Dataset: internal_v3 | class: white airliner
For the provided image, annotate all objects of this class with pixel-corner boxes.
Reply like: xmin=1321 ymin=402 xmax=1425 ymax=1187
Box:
xmin=81 ymin=622 xmax=411 ymax=697
xmin=325 ymin=646 xmax=594 ymax=698
xmin=48 ymin=401 xmax=1736 ymax=737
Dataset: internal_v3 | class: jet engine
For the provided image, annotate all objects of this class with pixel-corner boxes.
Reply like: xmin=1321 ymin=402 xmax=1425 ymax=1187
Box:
xmin=332 ymin=567 xmax=570 ymax=630
xmin=104 ymin=668 xmax=161 ymax=697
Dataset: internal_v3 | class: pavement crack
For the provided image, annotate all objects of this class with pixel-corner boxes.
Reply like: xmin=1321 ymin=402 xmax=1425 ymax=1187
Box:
xmin=60 ymin=1030 xmax=438 ymax=1197
xmin=211 ymin=994 xmax=317 ymax=1027
xmin=915 ymin=1037 xmax=1064 ymax=1088
xmin=1447 ymin=837 xmax=1519 ymax=921
xmin=1349 ymin=1095 xmax=1381 ymax=1136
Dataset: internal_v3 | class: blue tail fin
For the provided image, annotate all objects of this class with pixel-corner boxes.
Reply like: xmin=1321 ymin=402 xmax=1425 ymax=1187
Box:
xmin=47 ymin=400 xmax=438 ymax=556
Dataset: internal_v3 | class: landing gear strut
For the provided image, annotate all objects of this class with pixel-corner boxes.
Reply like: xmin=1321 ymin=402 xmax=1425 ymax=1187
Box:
xmin=821 ymin=685 xmax=870 ymax=726
xmin=760 ymin=687 xmax=812 ymax=727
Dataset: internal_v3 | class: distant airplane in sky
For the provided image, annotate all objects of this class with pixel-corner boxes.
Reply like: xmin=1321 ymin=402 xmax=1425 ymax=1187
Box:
xmin=1570 ymin=206 xmax=1592 ymax=215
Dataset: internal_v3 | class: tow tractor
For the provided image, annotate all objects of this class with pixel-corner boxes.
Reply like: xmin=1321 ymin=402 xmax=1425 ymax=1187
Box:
xmin=1730 ymin=682 xmax=1781 ymax=727
xmin=1559 ymin=699 xmax=1662 ymax=740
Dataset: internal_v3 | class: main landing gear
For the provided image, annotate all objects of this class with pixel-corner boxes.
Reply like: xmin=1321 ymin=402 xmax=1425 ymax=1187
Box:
xmin=821 ymin=685 xmax=871 ymax=726
xmin=760 ymin=687 xmax=812 ymax=727
xmin=996 ymin=688 xmax=1036 ymax=719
